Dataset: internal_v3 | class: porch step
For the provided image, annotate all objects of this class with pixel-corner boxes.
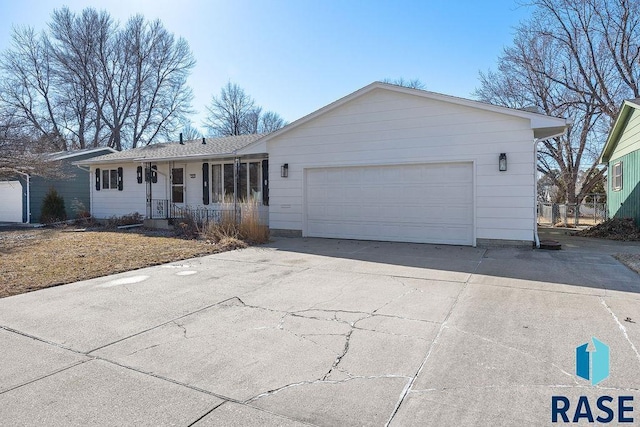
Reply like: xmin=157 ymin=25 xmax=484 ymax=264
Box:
xmin=143 ymin=219 xmax=172 ymax=230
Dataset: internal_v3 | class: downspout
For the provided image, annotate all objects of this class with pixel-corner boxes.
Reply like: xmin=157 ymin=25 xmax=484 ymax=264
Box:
xmin=533 ymin=139 xmax=541 ymax=248
xmin=16 ymin=171 xmax=30 ymax=224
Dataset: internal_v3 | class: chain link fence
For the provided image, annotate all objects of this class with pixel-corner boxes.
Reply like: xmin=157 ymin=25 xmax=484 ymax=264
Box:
xmin=538 ymin=202 xmax=608 ymax=227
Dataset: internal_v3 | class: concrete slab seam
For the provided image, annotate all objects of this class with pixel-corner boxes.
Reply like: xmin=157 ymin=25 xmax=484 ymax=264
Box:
xmin=383 ymin=248 xmax=488 ymax=427
xmin=468 ymin=280 xmax=606 ymax=297
xmin=185 ymin=400 xmax=226 ymax=427
xmin=0 ymin=359 xmax=91 ymax=395
xmin=92 ymin=355 xmax=241 ymax=403
xmin=86 ymin=296 xmax=247 ymax=354
xmin=0 ymin=325 xmax=87 ymax=356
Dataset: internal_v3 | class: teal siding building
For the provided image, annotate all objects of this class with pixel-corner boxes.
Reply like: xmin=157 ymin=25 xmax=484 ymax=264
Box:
xmin=600 ymin=99 xmax=640 ymax=226
xmin=0 ymin=148 xmax=115 ymax=223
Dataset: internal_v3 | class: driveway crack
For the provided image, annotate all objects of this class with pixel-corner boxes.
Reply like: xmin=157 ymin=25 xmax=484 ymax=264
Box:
xmin=322 ymin=328 xmax=354 ymax=380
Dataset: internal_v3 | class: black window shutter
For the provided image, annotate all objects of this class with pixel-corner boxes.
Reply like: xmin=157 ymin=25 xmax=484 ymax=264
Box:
xmin=151 ymin=165 xmax=158 ymax=183
xmin=202 ymin=162 xmax=210 ymax=205
xmin=262 ymin=159 xmax=269 ymax=206
xmin=95 ymin=168 xmax=101 ymax=191
xmin=117 ymin=167 xmax=123 ymax=191
xmin=137 ymin=166 xmax=143 ymax=184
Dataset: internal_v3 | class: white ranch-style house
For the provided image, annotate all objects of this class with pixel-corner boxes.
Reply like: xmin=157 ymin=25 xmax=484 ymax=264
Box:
xmin=77 ymin=82 xmax=569 ymax=247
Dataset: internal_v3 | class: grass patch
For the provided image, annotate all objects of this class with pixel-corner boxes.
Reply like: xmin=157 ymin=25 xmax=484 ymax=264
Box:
xmin=0 ymin=227 xmax=231 ymax=298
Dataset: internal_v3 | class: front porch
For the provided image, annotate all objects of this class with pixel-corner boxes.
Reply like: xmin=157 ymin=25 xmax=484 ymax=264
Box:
xmin=145 ymin=199 xmax=269 ymax=228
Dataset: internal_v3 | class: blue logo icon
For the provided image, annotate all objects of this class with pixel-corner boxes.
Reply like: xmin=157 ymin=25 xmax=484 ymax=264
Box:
xmin=576 ymin=337 xmax=609 ymax=385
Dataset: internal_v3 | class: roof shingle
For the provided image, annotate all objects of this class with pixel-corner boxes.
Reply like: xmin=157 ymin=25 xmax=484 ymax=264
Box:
xmin=76 ymin=134 xmax=265 ymax=164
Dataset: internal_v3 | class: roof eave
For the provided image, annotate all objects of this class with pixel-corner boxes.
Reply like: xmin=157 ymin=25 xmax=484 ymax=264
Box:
xmin=52 ymin=147 xmax=117 ymax=161
xmin=533 ymin=125 xmax=569 ymax=140
xmin=599 ymin=100 xmax=637 ymax=164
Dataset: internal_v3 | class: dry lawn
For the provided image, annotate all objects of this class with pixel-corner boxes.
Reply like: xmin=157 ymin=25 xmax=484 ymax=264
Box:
xmin=0 ymin=228 xmax=232 ymax=298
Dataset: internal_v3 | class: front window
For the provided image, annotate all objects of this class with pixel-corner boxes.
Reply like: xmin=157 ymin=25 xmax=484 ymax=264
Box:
xmin=211 ymin=161 xmax=262 ymax=202
xmin=223 ymin=164 xmax=234 ymax=200
xmin=102 ymin=169 xmax=119 ymax=190
xmin=612 ymin=161 xmax=623 ymax=191
xmin=249 ymin=162 xmax=259 ymax=198
xmin=211 ymin=164 xmax=222 ymax=202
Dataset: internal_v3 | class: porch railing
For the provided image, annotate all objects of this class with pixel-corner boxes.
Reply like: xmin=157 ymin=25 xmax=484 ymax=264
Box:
xmin=150 ymin=199 xmax=169 ymax=219
xmin=149 ymin=199 xmax=267 ymax=225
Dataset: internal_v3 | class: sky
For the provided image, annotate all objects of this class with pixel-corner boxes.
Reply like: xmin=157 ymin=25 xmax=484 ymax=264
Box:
xmin=0 ymin=0 xmax=532 ymax=132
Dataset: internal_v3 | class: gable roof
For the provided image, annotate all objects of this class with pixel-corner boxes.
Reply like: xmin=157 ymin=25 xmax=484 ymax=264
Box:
xmin=599 ymin=98 xmax=640 ymax=163
xmin=75 ymin=134 xmax=265 ymax=165
xmin=237 ymin=82 xmax=570 ymax=155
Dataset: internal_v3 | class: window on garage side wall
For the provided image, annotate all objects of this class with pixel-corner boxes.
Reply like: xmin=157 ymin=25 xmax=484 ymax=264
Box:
xmin=612 ymin=161 xmax=623 ymax=191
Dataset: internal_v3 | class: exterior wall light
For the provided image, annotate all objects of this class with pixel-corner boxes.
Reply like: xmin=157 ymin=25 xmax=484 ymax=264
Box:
xmin=499 ymin=153 xmax=507 ymax=172
xmin=281 ymin=163 xmax=289 ymax=178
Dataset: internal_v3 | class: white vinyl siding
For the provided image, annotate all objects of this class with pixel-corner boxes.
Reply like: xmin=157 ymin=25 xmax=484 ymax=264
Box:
xmin=91 ymin=163 xmax=160 ymax=219
xmin=266 ymin=87 xmax=536 ymax=243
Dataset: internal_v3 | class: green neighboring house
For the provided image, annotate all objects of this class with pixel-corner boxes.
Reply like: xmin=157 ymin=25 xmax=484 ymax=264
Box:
xmin=0 ymin=147 xmax=115 ymax=223
xmin=600 ymin=99 xmax=640 ymax=226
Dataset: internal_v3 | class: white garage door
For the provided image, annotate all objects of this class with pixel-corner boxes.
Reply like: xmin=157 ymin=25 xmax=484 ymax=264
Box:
xmin=0 ymin=181 xmax=23 ymax=222
xmin=305 ymin=163 xmax=474 ymax=245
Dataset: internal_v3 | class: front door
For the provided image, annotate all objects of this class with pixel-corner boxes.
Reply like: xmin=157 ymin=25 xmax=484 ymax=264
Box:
xmin=171 ymin=166 xmax=185 ymax=206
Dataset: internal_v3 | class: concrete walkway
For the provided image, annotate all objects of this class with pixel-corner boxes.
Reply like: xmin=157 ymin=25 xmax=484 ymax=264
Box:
xmin=1 ymin=228 xmax=640 ymax=426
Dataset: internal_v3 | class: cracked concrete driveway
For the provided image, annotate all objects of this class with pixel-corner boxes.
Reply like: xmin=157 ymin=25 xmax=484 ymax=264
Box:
xmin=1 ymin=228 xmax=640 ymax=426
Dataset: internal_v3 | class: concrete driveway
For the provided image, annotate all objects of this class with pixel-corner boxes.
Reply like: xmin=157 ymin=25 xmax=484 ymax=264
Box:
xmin=1 ymin=228 xmax=640 ymax=426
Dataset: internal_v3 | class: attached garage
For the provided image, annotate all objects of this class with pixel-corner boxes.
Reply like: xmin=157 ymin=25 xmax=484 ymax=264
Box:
xmin=305 ymin=163 xmax=474 ymax=245
xmin=236 ymin=82 xmax=570 ymax=247
xmin=0 ymin=181 xmax=24 ymax=222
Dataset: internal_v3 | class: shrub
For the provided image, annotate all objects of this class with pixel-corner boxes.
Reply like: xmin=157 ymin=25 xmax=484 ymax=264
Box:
xmin=71 ymin=198 xmax=94 ymax=225
xmin=40 ymin=187 xmax=67 ymax=224
xmin=238 ymin=199 xmax=269 ymax=244
xmin=176 ymin=210 xmax=201 ymax=239
xmin=180 ymin=200 xmax=269 ymax=245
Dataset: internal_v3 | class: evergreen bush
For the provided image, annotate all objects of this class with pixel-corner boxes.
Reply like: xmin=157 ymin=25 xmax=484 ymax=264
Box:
xmin=40 ymin=187 xmax=67 ymax=224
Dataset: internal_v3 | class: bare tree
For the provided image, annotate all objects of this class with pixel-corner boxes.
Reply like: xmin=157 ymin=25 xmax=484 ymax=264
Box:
xmin=475 ymin=0 xmax=640 ymax=204
xmin=204 ymin=82 xmax=257 ymax=136
xmin=0 ymin=7 xmax=195 ymax=151
xmin=204 ymin=82 xmax=286 ymax=136
xmin=180 ymin=121 xmax=201 ymax=141
xmin=259 ymin=110 xmax=287 ymax=133
xmin=382 ymin=78 xmax=426 ymax=90
xmin=0 ymin=107 xmax=63 ymax=178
